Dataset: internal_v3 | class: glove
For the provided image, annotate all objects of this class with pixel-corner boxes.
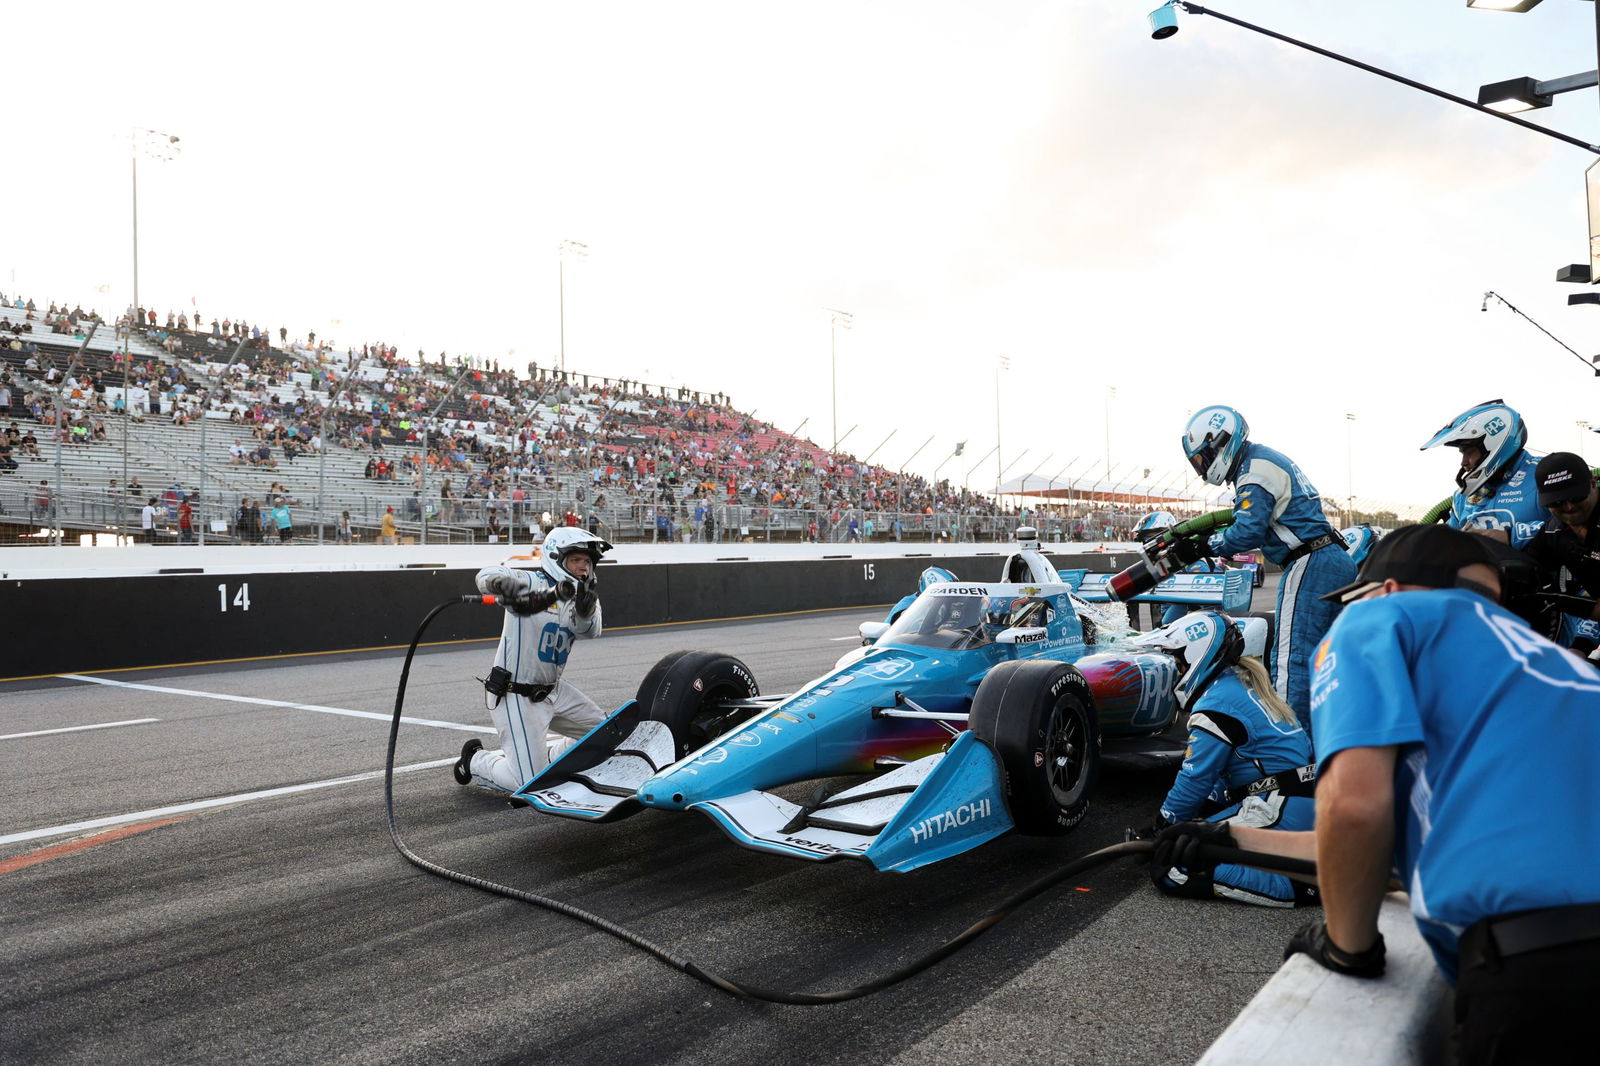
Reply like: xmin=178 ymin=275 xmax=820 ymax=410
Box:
xmin=507 ymin=584 xmax=558 ymax=616
xmin=1151 ymin=819 xmax=1232 ymax=872
xmin=1284 ymin=920 xmax=1386 ymax=978
xmin=1166 ymin=536 xmax=1208 ymax=568
xmin=572 ymin=575 xmax=598 ymax=618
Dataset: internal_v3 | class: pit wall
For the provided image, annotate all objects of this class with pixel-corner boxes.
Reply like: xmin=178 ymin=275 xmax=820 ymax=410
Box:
xmin=1 ymin=543 xmax=1144 ymax=679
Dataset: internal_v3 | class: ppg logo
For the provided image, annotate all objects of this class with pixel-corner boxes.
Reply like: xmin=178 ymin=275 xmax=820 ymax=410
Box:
xmin=537 ymin=623 xmax=573 ymax=665
xmin=1184 ymin=622 xmax=1209 ymax=641
xmin=1485 ymin=416 xmax=1507 ymax=437
xmin=1208 ymin=412 xmax=1226 ymax=430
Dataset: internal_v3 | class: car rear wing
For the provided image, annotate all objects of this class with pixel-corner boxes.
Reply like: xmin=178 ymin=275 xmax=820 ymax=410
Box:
xmin=1061 ymin=567 xmax=1254 ymax=614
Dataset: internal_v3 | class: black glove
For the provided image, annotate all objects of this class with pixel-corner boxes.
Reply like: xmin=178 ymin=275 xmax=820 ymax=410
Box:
xmin=1166 ymin=535 xmax=1208 ymax=568
xmin=509 ymin=586 xmax=559 ymax=616
xmin=1284 ymin=920 xmax=1386 ymax=978
xmin=1151 ymin=819 xmax=1232 ymax=872
xmin=572 ymin=575 xmax=598 ymax=618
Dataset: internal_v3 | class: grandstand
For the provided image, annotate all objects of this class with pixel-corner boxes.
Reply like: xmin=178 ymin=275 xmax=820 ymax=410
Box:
xmin=0 ymin=291 xmax=1354 ymax=549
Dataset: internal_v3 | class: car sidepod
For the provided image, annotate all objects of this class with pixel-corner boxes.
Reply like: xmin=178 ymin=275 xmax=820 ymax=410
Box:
xmin=1074 ymin=652 xmax=1179 ymax=734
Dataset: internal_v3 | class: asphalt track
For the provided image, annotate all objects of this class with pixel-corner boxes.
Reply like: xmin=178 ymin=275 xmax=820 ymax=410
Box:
xmin=1 ymin=588 xmax=1306 ymax=1066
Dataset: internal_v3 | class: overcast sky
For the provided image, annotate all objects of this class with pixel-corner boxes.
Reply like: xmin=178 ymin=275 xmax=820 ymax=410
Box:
xmin=8 ymin=1 xmax=1599 ymax=509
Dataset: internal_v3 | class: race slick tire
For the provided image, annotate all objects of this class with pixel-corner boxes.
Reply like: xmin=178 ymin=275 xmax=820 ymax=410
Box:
xmin=637 ymin=650 xmax=761 ymax=759
xmin=969 ymin=660 xmax=1100 ymax=836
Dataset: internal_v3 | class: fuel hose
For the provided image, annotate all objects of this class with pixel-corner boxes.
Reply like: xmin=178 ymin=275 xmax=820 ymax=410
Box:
xmin=385 ymin=597 xmax=1318 ymax=1005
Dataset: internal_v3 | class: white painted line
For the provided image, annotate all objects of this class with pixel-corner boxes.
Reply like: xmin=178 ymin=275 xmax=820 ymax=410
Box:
xmin=829 ymin=635 xmax=863 ymax=641
xmin=0 ymin=758 xmax=456 ymax=847
xmin=60 ymin=674 xmax=495 ymax=735
xmin=0 ymin=718 xmax=160 ymax=741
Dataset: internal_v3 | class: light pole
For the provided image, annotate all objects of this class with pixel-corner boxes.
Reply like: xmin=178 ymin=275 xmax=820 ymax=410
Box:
xmin=51 ymin=326 xmax=97 ymax=545
xmin=124 ymin=127 xmax=179 ymax=539
xmin=1345 ymin=412 xmax=1357 ymax=523
xmin=198 ymin=336 xmax=249 ymax=545
xmin=558 ymin=240 xmax=587 ymax=375
xmin=1104 ymin=385 xmax=1117 ymax=480
xmin=995 ymin=355 xmax=1010 ymax=494
xmin=421 ymin=365 xmax=476 ymax=545
xmin=824 ymin=308 xmax=852 ymax=454
xmin=1017 ymin=451 xmax=1054 ymax=509
xmin=896 ymin=434 xmax=934 ymax=514
xmin=316 ymin=357 xmax=362 ymax=545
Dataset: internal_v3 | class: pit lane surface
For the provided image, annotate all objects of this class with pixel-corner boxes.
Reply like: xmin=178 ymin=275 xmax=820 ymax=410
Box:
xmin=1 ymin=596 xmax=1305 ymax=1066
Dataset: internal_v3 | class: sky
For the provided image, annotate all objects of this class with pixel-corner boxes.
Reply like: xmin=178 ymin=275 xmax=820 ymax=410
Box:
xmin=8 ymin=1 xmax=1600 ymax=513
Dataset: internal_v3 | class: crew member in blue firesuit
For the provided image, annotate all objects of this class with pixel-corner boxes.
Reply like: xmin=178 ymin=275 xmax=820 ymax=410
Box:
xmin=1420 ymin=399 xmax=1544 ymax=549
xmin=1132 ymin=611 xmax=1318 ymax=908
xmin=1134 ymin=511 xmax=1234 ymax=627
xmin=1179 ymin=407 xmax=1356 ymax=737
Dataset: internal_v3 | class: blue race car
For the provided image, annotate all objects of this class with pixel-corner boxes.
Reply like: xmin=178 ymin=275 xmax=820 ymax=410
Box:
xmin=514 ymin=529 xmax=1262 ymax=873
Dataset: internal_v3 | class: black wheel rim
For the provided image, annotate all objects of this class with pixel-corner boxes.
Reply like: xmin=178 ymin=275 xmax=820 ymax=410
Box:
xmin=1045 ymin=700 xmax=1086 ymax=804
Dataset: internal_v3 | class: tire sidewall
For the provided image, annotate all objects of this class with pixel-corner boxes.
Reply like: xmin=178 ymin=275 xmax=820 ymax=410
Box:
xmin=643 ymin=651 xmax=760 ymax=757
xmin=970 ymin=661 xmax=1100 ymax=835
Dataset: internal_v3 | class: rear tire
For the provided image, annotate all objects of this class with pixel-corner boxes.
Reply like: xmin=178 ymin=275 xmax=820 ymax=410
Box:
xmin=969 ymin=660 xmax=1100 ymax=835
xmin=637 ymin=651 xmax=761 ymax=758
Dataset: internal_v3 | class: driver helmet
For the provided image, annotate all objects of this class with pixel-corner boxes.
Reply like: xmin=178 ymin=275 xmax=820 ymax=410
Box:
xmin=1341 ymin=524 xmax=1379 ymax=567
xmin=1135 ymin=511 xmax=1178 ymax=544
xmin=1182 ymin=407 xmax=1249 ymax=486
xmin=1130 ymin=609 xmax=1244 ymax=713
xmin=919 ymin=566 xmax=958 ymax=593
xmin=1420 ymin=399 xmax=1527 ymax=499
xmin=540 ymin=527 xmax=611 ymax=583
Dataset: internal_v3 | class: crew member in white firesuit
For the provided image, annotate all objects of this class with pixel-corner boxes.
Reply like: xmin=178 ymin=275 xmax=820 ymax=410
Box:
xmin=453 ymin=528 xmax=611 ymax=793
xmin=1132 ymin=611 xmax=1318 ymax=908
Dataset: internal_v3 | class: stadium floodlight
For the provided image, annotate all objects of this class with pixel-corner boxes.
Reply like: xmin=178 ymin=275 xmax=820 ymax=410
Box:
xmin=1465 ymin=0 xmax=1544 ymax=12
xmin=1478 ymin=71 xmax=1596 ymax=113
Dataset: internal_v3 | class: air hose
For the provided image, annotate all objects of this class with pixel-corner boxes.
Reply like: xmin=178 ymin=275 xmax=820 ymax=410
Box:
xmin=385 ymin=597 xmax=1318 ymax=1005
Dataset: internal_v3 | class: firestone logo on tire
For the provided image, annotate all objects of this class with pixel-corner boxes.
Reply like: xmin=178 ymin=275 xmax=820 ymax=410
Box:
xmin=693 ymin=679 xmax=704 ymax=692
xmin=1032 ymin=751 xmax=1044 ymax=767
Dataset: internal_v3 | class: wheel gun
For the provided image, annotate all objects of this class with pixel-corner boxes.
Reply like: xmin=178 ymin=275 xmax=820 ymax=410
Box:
xmin=1106 ymin=508 xmax=1235 ymax=602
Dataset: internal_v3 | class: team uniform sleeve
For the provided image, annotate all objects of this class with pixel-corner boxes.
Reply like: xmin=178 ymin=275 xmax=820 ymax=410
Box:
xmin=1309 ymin=601 xmax=1426 ymax=768
xmin=1208 ymin=483 xmax=1274 ymax=557
xmin=1159 ymin=712 xmax=1241 ymax=823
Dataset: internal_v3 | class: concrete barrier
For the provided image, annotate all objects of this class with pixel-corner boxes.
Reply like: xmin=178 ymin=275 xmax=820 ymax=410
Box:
xmin=0 ymin=542 xmax=1147 ymax=678
xmin=1197 ymin=894 xmax=1454 ymax=1066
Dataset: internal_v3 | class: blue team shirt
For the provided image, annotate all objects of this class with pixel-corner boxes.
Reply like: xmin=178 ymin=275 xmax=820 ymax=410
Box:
xmin=1447 ymin=449 xmax=1545 ymax=549
xmin=1209 ymin=442 xmax=1340 ymax=566
xmin=1161 ymin=671 xmax=1313 ymax=822
xmin=1310 ymin=589 xmax=1600 ymax=981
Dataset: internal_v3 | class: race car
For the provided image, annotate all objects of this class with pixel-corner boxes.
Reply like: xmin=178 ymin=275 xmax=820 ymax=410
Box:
xmin=511 ymin=530 xmax=1263 ymax=873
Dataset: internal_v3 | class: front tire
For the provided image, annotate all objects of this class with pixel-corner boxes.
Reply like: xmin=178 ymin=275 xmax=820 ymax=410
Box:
xmin=969 ymin=661 xmax=1100 ymax=835
xmin=636 ymin=650 xmax=761 ymax=758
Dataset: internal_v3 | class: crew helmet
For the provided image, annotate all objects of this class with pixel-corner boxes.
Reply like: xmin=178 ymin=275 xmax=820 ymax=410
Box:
xmin=1135 ymin=511 xmax=1178 ymax=543
xmin=1341 ymin=524 xmax=1379 ymax=567
xmin=919 ymin=566 xmax=958 ymax=592
xmin=541 ymin=527 xmax=611 ymax=583
xmin=1131 ymin=609 xmax=1244 ymax=713
xmin=1182 ymin=406 xmax=1249 ymax=486
xmin=1420 ymin=399 xmax=1528 ymax=498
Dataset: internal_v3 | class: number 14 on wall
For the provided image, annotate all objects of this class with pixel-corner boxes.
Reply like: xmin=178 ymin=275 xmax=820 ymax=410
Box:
xmin=218 ymin=583 xmax=252 ymax=612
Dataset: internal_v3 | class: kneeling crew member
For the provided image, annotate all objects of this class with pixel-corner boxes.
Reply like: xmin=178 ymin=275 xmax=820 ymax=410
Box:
xmin=454 ymin=528 xmax=611 ymax=793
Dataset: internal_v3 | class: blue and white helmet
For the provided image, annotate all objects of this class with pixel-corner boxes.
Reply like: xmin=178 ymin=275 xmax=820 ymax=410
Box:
xmin=1420 ymin=400 xmax=1527 ymax=498
xmin=1183 ymin=406 xmax=1249 ymax=486
xmin=1341 ymin=524 xmax=1379 ymax=567
xmin=1132 ymin=610 xmax=1244 ymax=713
xmin=1135 ymin=511 xmax=1178 ymax=543
xmin=540 ymin=527 xmax=611 ymax=583
xmin=919 ymin=566 xmax=958 ymax=593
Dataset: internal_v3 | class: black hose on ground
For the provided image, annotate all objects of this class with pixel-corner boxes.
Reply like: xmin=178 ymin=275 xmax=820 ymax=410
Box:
xmin=384 ymin=598 xmax=1318 ymax=1005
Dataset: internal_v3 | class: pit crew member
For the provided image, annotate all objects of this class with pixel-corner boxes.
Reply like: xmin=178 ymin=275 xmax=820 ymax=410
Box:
xmin=1135 ymin=510 xmax=1231 ymax=627
xmin=1522 ymin=451 xmax=1600 ymax=659
xmin=1420 ymin=399 xmax=1544 ymax=549
xmin=1180 ymin=406 xmax=1356 ymax=735
xmin=1155 ymin=525 xmax=1600 ymax=1064
xmin=1135 ymin=611 xmax=1317 ymax=908
xmin=453 ymin=528 xmax=611 ymax=793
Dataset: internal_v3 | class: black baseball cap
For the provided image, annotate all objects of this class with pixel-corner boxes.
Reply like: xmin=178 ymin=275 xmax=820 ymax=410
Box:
xmin=1534 ymin=452 xmax=1593 ymax=507
xmin=1321 ymin=524 xmax=1500 ymax=604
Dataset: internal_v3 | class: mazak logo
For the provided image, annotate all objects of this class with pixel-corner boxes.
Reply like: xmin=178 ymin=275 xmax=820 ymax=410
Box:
xmin=1485 ymin=416 xmax=1507 ymax=437
xmin=907 ymin=799 xmax=992 ymax=844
